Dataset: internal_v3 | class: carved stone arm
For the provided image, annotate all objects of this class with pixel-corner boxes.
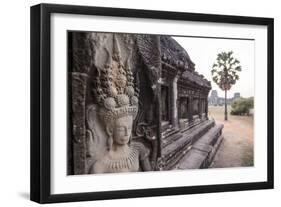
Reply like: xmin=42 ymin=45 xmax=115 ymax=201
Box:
xmin=131 ymin=141 xmax=152 ymax=171
xmin=140 ymin=156 xmax=152 ymax=171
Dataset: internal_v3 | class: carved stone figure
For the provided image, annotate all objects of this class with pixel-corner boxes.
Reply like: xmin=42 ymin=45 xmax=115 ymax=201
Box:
xmin=87 ymin=35 xmax=151 ymax=174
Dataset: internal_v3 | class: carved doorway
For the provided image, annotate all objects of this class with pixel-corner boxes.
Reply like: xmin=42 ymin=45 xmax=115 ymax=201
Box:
xmin=193 ymin=98 xmax=199 ymax=115
xmin=179 ymin=97 xmax=189 ymax=119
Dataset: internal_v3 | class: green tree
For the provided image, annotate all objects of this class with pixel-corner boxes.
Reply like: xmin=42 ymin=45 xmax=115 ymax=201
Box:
xmin=211 ymin=51 xmax=242 ymax=121
xmin=231 ymin=97 xmax=254 ymax=116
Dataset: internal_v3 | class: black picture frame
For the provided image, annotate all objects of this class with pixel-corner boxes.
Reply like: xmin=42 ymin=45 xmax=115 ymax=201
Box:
xmin=30 ymin=3 xmax=274 ymax=204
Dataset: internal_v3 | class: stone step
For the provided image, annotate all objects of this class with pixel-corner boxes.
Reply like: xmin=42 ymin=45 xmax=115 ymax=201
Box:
xmin=180 ymin=118 xmax=207 ymax=133
xmin=162 ymin=128 xmax=180 ymax=139
xmin=181 ymin=120 xmax=214 ymax=145
xmin=181 ymin=119 xmax=208 ymax=134
xmin=162 ymin=132 xmax=183 ymax=148
xmin=162 ymin=120 xmax=215 ymax=160
xmin=196 ymin=123 xmax=223 ymax=146
xmin=176 ymin=124 xmax=224 ymax=169
xmin=160 ymin=120 xmax=216 ymax=170
xmin=161 ymin=122 xmax=172 ymax=131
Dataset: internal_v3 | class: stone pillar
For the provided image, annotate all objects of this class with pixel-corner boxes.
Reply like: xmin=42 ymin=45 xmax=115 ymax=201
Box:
xmin=70 ymin=32 xmax=92 ymax=175
xmin=171 ymin=75 xmax=179 ymax=129
xmin=205 ymin=97 xmax=209 ymax=119
xmin=71 ymin=73 xmax=88 ymax=175
xmin=202 ymin=99 xmax=206 ymax=119
xmin=202 ymin=99 xmax=205 ymax=115
xmin=188 ymin=96 xmax=193 ymax=124
xmin=198 ymin=96 xmax=202 ymax=119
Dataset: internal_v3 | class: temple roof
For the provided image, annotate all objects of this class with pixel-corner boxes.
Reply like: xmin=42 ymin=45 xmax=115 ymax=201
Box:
xmin=181 ymin=70 xmax=211 ymax=88
xmin=160 ymin=36 xmax=195 ymax=71
xmin=160 ymin=36 xmax=211 ymax=89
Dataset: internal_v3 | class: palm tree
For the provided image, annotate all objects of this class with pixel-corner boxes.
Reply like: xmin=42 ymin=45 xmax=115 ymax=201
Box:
xmin=211 ymin=51 xmax=242 ymax=121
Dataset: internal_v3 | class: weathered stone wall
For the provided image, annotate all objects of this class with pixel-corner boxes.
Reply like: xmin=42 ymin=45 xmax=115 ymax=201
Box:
xmin=68 ymin=33 xmax=161 ymax=174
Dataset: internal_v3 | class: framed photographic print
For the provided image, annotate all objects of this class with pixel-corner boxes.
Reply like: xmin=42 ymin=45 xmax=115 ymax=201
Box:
xmin=30 ymin=3 xmax=274 ymax=203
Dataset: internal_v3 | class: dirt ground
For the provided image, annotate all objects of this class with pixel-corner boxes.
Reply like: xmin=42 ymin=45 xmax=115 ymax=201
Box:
xmin=209 ymin=106 xmax=254 ymax=168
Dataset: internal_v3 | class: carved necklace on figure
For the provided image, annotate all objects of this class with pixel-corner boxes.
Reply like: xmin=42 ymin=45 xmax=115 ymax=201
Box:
xmin=101 ymin=147 xmax=139 ymax=171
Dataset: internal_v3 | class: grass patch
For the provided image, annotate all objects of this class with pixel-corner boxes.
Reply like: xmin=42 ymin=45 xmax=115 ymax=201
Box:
xmin=242 ymin=151 xmax=254 ymax=166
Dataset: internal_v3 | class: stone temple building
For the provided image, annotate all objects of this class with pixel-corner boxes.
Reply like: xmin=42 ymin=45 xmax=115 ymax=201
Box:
xmin=209 ymin=90 xmax=241 ymax=106
xmin=68 ymin=32 xmax=223 ymax=175
xmin=208 ymin=90 xmax=219 ymax=106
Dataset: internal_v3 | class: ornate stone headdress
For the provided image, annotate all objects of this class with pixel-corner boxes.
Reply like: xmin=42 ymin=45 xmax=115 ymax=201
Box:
xmin=94 ymin=35 xmax=139 ymax=124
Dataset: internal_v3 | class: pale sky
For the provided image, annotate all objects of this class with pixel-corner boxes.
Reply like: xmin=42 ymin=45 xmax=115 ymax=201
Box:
xmin=173 ymin=36 xmax=255 ymax=98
